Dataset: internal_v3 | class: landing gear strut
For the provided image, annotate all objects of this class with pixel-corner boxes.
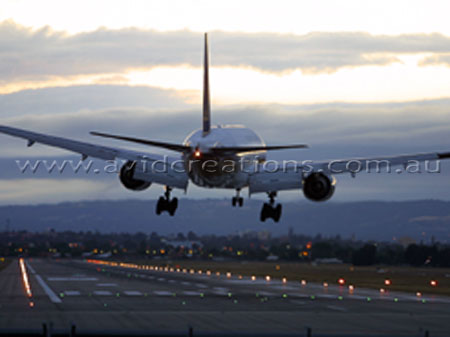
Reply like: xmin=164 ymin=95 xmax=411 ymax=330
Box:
xmin=232 ymin=189 xmax=244 ymax=207
xmin=156 ymin=186 xmax=178 ymax=216
xmin=260 ymin=191 xmax=282 ymax=222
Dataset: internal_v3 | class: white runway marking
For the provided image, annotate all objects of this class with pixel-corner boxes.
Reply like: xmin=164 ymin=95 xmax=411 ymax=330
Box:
xmin=124 ymin=290 xmax=143 ymax=296
xmin=48 ymin=277 xmax=98 ymax=281
xmin=181 ymin=281 xmax=191 ymax=286
xmin=96 ymin=283 xmax=117 ymax=287
xmin=258 ymin=291 xmax=276 ymax=297
xmin=212 ymin=287 xmax=229 ymax=295
xmin=64 ymin=290 xmax=81 ymax=296
xmin=25 ymin=261 xmax=62 ymax=303
xmin=93 ymin=290 xmax=112 ymax=296
xmin=157 ymin=278 xmax=166 ymax=282
xmin=183 ymin=291 xmax=202 ymax=296
xmin=153 ymin=290 xmax=172 ymax=296
xmin=168 ymin=280 xmax=176 ymax=284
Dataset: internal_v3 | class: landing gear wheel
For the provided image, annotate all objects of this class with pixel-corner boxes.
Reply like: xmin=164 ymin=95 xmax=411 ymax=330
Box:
xmin=168 ymin=197 xmax=178 ymax=216
xmin=156 ymin=196 xmax=165 ymax=215
xmin=260 ymin=203 xmax=271 ymax=222
xmin=259 ymin=192 xmax=282 ymax=222
xmin=232 ymin=189 xmax=243 ymax=207
xmin=273 ymin=204 xmax=282 ymax=223
xmin=155 ymin=187 xmax=178 ymax=216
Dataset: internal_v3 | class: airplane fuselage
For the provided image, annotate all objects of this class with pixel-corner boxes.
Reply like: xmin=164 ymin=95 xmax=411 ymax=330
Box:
xmin=183 ymin=125 xmax=266 ymax=188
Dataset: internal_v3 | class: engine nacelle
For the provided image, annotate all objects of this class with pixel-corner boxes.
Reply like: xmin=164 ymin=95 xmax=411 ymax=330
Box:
xmin=303 ymin=172 xmax=335 ymax=202
xmin=119 ymin=161 xmax=151 ymax=191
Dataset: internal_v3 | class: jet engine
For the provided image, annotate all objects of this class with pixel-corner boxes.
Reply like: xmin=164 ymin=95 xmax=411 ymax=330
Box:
xmin=119 ymin=161 xmax=151 ymax=191
xmin=303 ymin=172 xmax=335 ymax=202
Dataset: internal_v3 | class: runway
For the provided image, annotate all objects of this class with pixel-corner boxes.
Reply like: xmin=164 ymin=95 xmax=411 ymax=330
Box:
xmin=1 ymin=258 xmax=450 ymax=336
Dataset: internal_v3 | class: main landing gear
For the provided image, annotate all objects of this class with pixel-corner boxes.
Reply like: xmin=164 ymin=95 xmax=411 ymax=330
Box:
xmin=260 ymin=192 xmax=282 ymax=222
xmin=156 ymin=186 xmax=178 ymax=216
xmin=232 ymin=189 xmax=244 ymax=207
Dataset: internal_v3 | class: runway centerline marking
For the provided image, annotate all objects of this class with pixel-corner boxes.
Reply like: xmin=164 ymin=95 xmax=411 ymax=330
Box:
xmin=96 ymin=283 xmax=117 ymax=287
xmin=25 ymin=261 xmax=62 ymax=303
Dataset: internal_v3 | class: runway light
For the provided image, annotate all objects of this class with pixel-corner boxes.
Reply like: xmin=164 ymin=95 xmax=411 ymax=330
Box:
xmin=198 ymin=270 xmax=202 ymax=274
xmin=194 ymin=150 xmax=201 ymax=158
xmin=380 ymin=288 xmax=385 ymax=293
xmin=310 ymin=295 xmax=315 ymax=300
xmin=19 ymin=258 xmax=32 ymax=299
xmin=216 ymin=272 xmax=220 ymax=276
xmin=323 ymin=282 xmax=328 ymax=288
xmin=338 ymin=278 xmax=345 ymax=285
xmin=338 ymin=296 xmax=343 ymax=300
xmin=190 ymin=269 xmax=195 ymax=274
xmin=206 ymin=270 xmax=211 ymax=276
xmin=282 ymin=277 xmax=287 ymax=284
xmin=348 ymin=285 xmax=354 ymax=292
xmin=367 ymin=297 xmax=372 ymax=302
xmin=266 ymin=275 xmax=271 ymax=282
xmin=416 ymin=292 xmax=422 ymax=297
xmin=282 ymin=294 xmax=288 ymax=298
xmin=226 ymin=272 xmax=232 ymax=278
xmin=394 ymin=298 xmax=399 ymax=302
xmin=430 ymin=280 xmax=438 ymax=287
xmin=29 ymin=301 xmax=34 ymax=308
xmin=251 ymin=275 xmax=256 ymax=281
xmin=384 ymin=279 xmax=391 ymax=286
xmin=301 ymin=279 xmax=307 ymax=286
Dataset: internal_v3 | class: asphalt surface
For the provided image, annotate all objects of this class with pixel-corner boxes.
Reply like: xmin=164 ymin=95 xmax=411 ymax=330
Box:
xmin=1 ymin=258 xmax=450 ymax=336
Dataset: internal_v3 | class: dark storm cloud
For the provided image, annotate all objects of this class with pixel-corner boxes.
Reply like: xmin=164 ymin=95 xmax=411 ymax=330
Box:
xmin=2 ymin=20 xmax=450 ymax=82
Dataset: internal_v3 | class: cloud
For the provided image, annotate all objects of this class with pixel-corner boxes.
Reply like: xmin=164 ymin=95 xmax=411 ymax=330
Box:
xmin=0 ymin=85 xmax=449 ymax=159
xmin=3 ymin=20 xmax=450 ymax=85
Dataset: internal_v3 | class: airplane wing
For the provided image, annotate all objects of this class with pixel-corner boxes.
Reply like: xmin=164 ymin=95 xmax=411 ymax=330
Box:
xmin=0 ymin=125 xmax=189 ymax=189
xmin=249 ymin=150 xmax=450 ymax=194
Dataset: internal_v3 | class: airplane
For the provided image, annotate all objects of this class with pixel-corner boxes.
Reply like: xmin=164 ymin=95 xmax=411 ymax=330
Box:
xmin=0 ymin=33 xmax=449 ymax=222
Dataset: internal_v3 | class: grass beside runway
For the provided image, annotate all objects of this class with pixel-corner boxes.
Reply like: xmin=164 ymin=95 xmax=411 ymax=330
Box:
xmin=120 ymin=259 xmax=450 ymax=296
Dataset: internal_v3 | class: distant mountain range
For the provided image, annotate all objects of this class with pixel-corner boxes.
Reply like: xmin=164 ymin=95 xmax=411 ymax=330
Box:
xmin=0 ymin=199 xmax=449 ymax=242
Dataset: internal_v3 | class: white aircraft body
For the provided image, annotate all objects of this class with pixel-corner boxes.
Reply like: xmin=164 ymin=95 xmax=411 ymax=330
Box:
xmin=1 ymin=34 xmax=449 ymax=222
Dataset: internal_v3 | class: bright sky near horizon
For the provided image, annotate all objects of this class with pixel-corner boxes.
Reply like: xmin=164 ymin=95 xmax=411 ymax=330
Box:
xmin=2 ymin=0 xmax=450 ymax=105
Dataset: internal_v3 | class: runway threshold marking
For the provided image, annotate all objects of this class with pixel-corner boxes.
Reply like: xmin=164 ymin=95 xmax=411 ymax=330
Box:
xmin=25 ymin=261 xmax=62 ymax=303
xmin=93 ymin=290 xmax=112 ymax=296
xmin=124 ymin=290 xmax=143 ymax=296
xmin=154 ymin=290 xmax=173 ymax=296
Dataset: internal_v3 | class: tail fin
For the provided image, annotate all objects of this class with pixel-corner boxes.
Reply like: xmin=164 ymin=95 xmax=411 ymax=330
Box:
xmin=202 ymin=32 xmax=211 ymax=136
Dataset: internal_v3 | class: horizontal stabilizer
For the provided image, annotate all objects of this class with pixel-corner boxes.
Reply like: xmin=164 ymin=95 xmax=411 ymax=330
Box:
xmin=211 ymin=144 xmax=309 ymax=153
xmin=90 ymin=131 xmax=191 ymax=153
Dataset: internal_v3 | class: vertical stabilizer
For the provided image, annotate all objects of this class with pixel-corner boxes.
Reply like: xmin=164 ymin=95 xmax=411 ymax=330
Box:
xmin=202 ymin=33 xmax=211 ymax=136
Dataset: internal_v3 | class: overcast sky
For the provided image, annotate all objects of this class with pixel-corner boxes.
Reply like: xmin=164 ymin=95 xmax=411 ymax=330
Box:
xmin=0 ymin=0 xmax=450 ymax=204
